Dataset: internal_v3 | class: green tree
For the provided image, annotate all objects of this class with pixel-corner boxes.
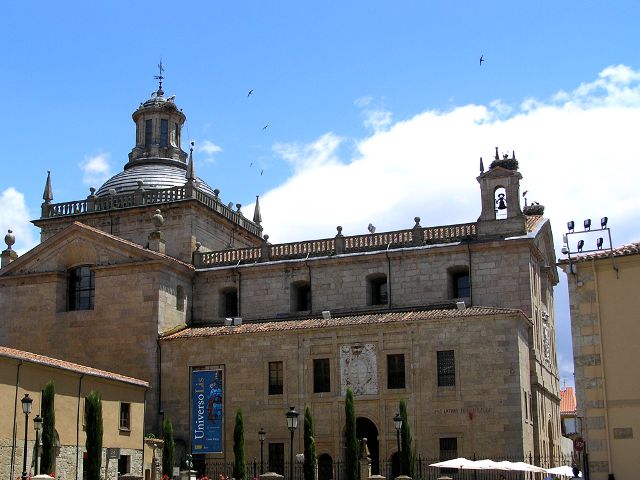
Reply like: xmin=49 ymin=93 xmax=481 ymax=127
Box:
xmin=303 ymin=406 xmax=317 ymax=480
xmin=344 ymin=388 xmax=359 ymax=480
xmin=399 ymin=400 xmax=414 ymax=478
xmin=233 ymin=408 xmax=246 ymax=480
xmin=163 ymin=418 xmax=175 ymax=476
xmin=41 ymin=381 xmax=56 ymax=474
xmin=85 ymin=391 xmax=103 ymax=480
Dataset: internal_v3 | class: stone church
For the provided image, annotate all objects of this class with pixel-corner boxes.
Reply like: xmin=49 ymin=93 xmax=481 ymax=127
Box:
xmin=0 ymin=80 xmax=561 ymax=477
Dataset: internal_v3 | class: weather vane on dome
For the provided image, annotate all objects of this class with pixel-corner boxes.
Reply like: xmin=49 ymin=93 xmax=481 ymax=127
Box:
xmin=154 ymin=59 xmax=165 ymax=95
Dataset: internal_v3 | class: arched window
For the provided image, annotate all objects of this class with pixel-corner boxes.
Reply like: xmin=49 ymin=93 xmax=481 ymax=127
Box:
xmin=494 ymin=186 xmax=507 ymax=219
xmin=367 ymin=273 xmax=388 ymax=306
xmin=291 ymin=281 xmax=311 ymax=312
xmin=220 ymin=287 xmax=238 ymax=318
xmin=68 ymin=266 xmax=95 ymax=311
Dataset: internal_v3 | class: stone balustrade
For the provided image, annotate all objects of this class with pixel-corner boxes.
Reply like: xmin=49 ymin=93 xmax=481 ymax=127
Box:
xmin=40 ymin=185 xmax=262 ymax=237
xmin=194 ymin=221 xmax=477 ymax=268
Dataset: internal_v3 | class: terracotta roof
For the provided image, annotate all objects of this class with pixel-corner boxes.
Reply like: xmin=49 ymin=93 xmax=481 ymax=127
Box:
xmin=162 ymin=307 xmax=526 ymax=340
xmin=560 ymin=387 xmax=577 ymax=415
xmin=558 ymin=240 xmax=640 ymax=263
xmin=0 ymin=346 xmax=149 ymax=388
xmin=525 ymin=215 xmax=544 ymax=233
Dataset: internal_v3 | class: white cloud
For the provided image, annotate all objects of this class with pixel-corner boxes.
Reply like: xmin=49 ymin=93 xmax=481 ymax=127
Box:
xmin=355 ymin=96 xmax=393 ymax=132
xmin=256 ymin=65 xmax=640 ymax=251
xmin=80 ymin=152 xmax=112 ymax=187
xmin=198 ymin=140 xmax=223 ymax=164
xmin=0 ymin=188 xmax=37 ymax=255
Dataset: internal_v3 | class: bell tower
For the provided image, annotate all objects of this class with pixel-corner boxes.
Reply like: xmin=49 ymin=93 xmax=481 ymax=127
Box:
xmin=127 ymin=63 xmax=188 ymax=167
xmin=477 ymin=147 xmax=526 ymax=238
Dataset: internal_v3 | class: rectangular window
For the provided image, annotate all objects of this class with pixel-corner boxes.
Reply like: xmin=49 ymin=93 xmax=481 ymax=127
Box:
xmin=387 ymin=354 xmax=406 ymax=389
xmin=160 ymin=119 xmax=169 ymax=147
xmin=294 ymin=284 xmax=311 ymax=311
xmin=268 ymin=443 xmax=285 ymax=475
xmin=174 ymin=123 xmax=179 ymax=147
xmin=119 ymin=402 xmax=131 ymax=430
xmin=68 ymin=266 xmax=95 ymax=311
xmin=523 ymin=390 xmax=528 ymax=420
xmin=145 ymin=119 xmax=153 ymax=146
xmin=223 ymin=289 xmax=238 ymax=317
xmin=268 ymin=361 xmax=283 ymax=395
xmin=313 ymin=358 xmax=330 ymax=393
xmin=437 ymin=350 xmax=455 ymax=387
xmin=439 ymin=437 xmax=458 ymax=461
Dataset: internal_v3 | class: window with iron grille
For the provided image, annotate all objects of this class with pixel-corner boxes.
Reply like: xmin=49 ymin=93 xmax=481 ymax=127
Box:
xmin=387 ymin=354 xmax=406 ymax=389
xmin=439 ymin=437 xmax=458 ymax=461
xmin=437 ymin=350 xmax=455 ymax=387
xmin=68 ymin=266 xmax=95 ymax=311
xmin=313 ymin=358 xmax=330 ymax=393
xmin=268 ymin=361 xmax=283 ymax=395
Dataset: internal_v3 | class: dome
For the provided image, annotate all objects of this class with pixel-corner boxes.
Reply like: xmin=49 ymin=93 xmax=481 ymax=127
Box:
xmin=95 ymin=163 xmax=216 ymax=197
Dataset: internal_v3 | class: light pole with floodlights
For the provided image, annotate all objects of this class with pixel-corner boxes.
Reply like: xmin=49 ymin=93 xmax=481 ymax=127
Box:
xmin=286 ymin=407 xmax=299 ymax=480
xmin=33 ymin=414 xmax=43 ymax=476
xmin=258 ymin=427 xmax=266 ymax=474
xmin=21 ymin=393 xmax=33 ymax=480
xmin=394 ymin=412 xmax=402 ymax=476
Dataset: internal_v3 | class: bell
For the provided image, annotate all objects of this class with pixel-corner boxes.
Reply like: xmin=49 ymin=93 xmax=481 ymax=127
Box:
xmin=496 ymin=193 xmax=507 ymax=210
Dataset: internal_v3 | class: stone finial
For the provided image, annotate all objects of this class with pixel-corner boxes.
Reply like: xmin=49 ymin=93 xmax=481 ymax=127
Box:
xmin=335 ymin=226 xmax=345 ymax=255
xmin=494 ymin=146 xmax=500 ymax=160
xmin=253 ymin=195 xmax=262 ymax=225
xmin=260 ymin=234 xmax=271 ymax=262
xmin=413 ymin=217 xmax=421 ymax=228
xmin=187 ymin=142 xmax=196 ymax=182
xmin=236 ymin=203 xmax=242 ymax=213
xmin=5 ymin=229 xmax=15 ymax=250
xmin=195 ymin=241 xmax=202 ymax=251
xmin=153 ymin=209 xmax=164 ymax=229
xmin=213 ymin=189 xmax=220 ymax=198
xmin=263 ymin=234 xmax=270 ymax=243
xmin=1 ymin=229 xmax=19 ymax=268
xmin=336 ymin=226 xmax=343 ymax=237
xmin=42 ymin=171 xmax=53 ymax=203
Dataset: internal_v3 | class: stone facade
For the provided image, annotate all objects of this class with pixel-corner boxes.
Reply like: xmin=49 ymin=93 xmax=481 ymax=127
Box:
xmin=560 ymin=242 xmax=640 ymax=480
xmin=0 ymin=84 xmax=563 ymax=477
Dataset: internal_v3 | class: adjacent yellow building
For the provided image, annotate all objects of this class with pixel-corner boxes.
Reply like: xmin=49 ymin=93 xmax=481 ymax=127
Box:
xmin=559 ymin=241 xmax=640 ymax=480
xmin=0 ymin=346 xmax=148 ymax=480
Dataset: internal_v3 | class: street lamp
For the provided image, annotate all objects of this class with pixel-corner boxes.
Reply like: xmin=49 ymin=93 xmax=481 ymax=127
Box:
xmin=285 ymin=407 xmax=299 ymax=480
xmin=258 ymin=427 xmax=266 ymax=474
xmin=21 ymin=393 xmax=33 ymax=480
xmin=393 ymin=412 xmax=402 ymax=475
xmin=33 ymin=414 xmax=43 ymax=476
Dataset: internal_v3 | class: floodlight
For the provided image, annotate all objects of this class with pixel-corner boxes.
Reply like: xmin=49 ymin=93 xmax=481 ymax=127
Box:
xmin=597 ymin=237 xmax=604 ymax=250
xmin=601 ymin=217 xmax=608 ymax=228
xmin=584 ymin=219 xmax=591 ymax=231
xmin=567 ymin=221 xmax=575 ymax=232
xmin=577 ymin=240 xmax=585 ymax=252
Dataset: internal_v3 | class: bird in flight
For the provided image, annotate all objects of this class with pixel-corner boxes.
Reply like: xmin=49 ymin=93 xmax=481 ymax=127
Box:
xmin=479 ymin=54 xmax=484 ymax=66
xmin=262 ymin=124 xmax=269 ymax=130
xmin=247 ymin=89 xmax=254 ymax=97
xmin=260 ymin=169 xmax=264 ymax=176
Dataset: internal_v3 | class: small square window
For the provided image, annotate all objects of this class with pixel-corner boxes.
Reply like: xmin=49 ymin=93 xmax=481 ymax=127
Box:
xmin=439 ymin=437 xmax=458 ymax=461
xmin=313 ymin=358 xmax=330 ymax=393
xmin=268 ymin=361 xmax=283 ymax=395
xmin=387 ymin=354 xmax=406 ymax=389
xmin=119 ymin=402 xmax=131 ymax=430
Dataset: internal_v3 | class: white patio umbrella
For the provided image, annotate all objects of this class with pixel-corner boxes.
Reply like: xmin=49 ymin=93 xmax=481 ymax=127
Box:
xmin=546 ymin=465 xmax=582 ymax=477
xmin=429 ymin=457 xmax=476 ymax=469
xmin=473 ymin=459 xmax=511 ymax=470
xmin=506 ymin=461 xmax=548 ymax=473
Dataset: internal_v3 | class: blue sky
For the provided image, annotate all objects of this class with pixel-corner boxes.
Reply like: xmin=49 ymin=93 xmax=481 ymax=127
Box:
xmin=2 ymin=1 xmax=640 ymax=388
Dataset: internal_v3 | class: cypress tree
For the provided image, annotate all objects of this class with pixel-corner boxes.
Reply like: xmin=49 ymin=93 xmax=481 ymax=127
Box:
xmin=344 ymin=388 xmax=359 ymax=480
xmin=41 ymin=381 xmax=56 ymax=474
xmin=163 ymin=418 xmax=175 ymax=476
xmin=233 ymin=408 xmax=246 ymax=480
xmin=399 ymin=400 xmax=414 ymax=478
xmin=85 ymin=391 xmax=103 ymax=480
xmin=303 ymin=406 xmax=317 ymax=480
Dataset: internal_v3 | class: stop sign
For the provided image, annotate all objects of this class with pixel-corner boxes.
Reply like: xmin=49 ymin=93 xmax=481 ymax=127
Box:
xmin=574 ymin=436 xmax=585 ymax=452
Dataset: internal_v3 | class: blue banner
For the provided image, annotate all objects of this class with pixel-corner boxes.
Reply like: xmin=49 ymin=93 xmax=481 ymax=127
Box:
xmin=191 ymin=369 xmax=223 ymax=453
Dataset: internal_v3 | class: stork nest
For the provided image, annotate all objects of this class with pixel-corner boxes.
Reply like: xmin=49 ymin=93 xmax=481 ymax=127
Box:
xmin=489 ymin=158 xmax=519 ymax=171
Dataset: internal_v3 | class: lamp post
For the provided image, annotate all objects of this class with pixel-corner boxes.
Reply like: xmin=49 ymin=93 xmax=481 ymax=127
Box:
xmin=258 ymin=427 xmax=266 ymax=474
xmin=285 ymin=407 xmax=299 ymax=480
xmin=33 ymin=414 xmax=43 ymax=476
xmin=393 ymin=412 xmax=402 ymax=475
xmin=21 ymin=393 xmax=33 ymax=480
